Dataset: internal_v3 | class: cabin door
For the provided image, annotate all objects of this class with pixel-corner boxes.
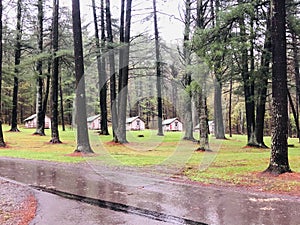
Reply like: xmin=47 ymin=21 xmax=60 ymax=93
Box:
xmin=174 ymin=121 xmax=178 ymax=130
xmin=136 ymin=119 xmax=140 ymax=130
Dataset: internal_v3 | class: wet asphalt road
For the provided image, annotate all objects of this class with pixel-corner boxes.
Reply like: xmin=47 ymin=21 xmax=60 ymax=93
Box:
xmin=0 ymin=157 xmax=299 ymax=225
xmin=30 ymin=189 xmax=173 ymax=225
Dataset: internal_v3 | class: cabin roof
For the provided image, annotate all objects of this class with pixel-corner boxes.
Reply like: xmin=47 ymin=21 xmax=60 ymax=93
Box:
xmin=24 ymin=114 xmax=50 ymax=122
xmin=126 ymin=116 xmax=144 ymax=124
xmin=162 ymin=118 xmax=181 ymax=126
xmin=87 ymin=114 xmax=100 ymax=122
xmin=24 ymin=114 xmax=37 ymax=122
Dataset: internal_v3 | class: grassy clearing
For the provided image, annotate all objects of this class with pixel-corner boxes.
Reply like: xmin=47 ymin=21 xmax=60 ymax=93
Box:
xmin=185 ymin=135 xmax=300 ymax=195
xmin=0 ymin=124 xmax=300 ymax=195
xmin=0 ymin=125 xmax=81 ymax=162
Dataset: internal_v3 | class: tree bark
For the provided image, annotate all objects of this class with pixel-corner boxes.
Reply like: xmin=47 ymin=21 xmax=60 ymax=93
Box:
xmin=117 ymin=0 xmax=132 ymax=143
xmin=265 ymin=0 xmax=291 ymax=174
xmin=214 ymin=78 xmax=225 ymax=139
xmin=59 ymin=75 xmax=65 ymax=131
xmin=99 ymin=0 xmax=109 ymax=135
xmin=292 ymin=30 xmax=300 ymax=141
xmin=43 ymin=60 xmax=51 ymax=127
xmin=228 ymin=75 xmax=233 ymax=137
xmin=10 ymin=0 xmax=22 ymax=132
xmin=92 ymin=0 xmax=109 ymax=136
xmin=153 ymin=0 xmax=164 ymax=136
xmin=197 ymin=91 xmax=209 ymax=151
xmin=288 ymin=89 xmax=299 ymax=138
xmin=255 ymin=9 xmax=271 ymax=148
xmin=72 ymin=0 xmax=94 ymax=153
xmin=34 ymin=0 xmax=46 ymax=136
xmin=50 ymin=0 xmax=61 ymax=143
xmin=212 ymin=0 xmax=225 ymax=140
xmin=182 ymin=0 xmax=195 ymax=141
xmin=106 ymin=0 xmax=118 ymax=142
xmin=238 ymin=6 xmax=256 ymax=146
xmin=0 ymin=0 xmax=5 ymax=146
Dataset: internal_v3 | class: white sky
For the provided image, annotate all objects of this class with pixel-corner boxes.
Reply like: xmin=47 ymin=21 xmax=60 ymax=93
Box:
xmin=60 ymin=0 xmax=184 ymax=44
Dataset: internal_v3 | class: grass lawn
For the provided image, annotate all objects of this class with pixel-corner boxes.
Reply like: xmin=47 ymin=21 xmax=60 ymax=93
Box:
xmin=0 ymin=124 xmax=300 ymax=195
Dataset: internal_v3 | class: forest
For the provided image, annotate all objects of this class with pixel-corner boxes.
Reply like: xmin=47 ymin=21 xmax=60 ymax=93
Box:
xmin=0 ymin=0 xmax=298 ymax=175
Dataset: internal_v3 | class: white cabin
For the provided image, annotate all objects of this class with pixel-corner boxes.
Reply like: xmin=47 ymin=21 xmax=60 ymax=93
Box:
xmin=126 ymin=116 xmax=145 ymax=131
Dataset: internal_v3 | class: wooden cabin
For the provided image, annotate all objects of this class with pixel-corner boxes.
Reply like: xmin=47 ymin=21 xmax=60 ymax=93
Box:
xmin=87 ymin=114 xmax=101 ymax=130
xmin=24 ymin=114 xmax=51 ymax=129
xmin=162 ymin=118 xmax=183 ymax=132
xmin=126 ymin=116 xmax=145 ymax=131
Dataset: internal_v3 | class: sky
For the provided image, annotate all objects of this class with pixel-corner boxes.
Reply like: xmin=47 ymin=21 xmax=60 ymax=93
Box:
xmin=60 ymin=0 xmax=184 ymax=44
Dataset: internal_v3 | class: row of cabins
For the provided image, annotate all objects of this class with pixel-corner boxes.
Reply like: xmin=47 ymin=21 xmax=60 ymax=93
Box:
xmin=23 ymin=114 xmax=214 ymax=133
xmin=87 ymin=115 xmax=215 ymax=133
xmin=87 ymin=115 xmax=183 ymax=132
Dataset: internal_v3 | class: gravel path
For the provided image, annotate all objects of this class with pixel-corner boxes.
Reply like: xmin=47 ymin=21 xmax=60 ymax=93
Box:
xmin=0 ymin=178 xmax=36 ymax=225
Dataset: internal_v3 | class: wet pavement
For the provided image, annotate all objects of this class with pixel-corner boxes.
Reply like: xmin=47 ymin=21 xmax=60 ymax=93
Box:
xmin=0 ymin=157 xmax=299 ymax=225
xmin=30 ymin=188 xmax=173 ymax=225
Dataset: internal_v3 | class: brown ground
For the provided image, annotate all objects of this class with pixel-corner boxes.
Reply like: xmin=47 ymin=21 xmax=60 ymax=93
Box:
xmin=0 ymin=179 xmax=37 ymax=225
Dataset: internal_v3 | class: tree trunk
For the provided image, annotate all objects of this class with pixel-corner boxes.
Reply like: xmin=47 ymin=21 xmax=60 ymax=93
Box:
xmin=106 ymin=0 xmax=118 ymax=142
xmin=72 ymin=0 xmax=93 ymax=153
xmin=288 ymin=89 xmax=299 ymax=139
xmin=214 ymin=78 xmax=225 ymax=139
xmin=34 ymin=0 xmax=46 ymax=136
xmin=255 ymin=10 xmax=271 ymax=148
xmin=292 ymin=30 xmax=300 ymax=141
xmin=92 ymin=0 xmax=109 ymax=136
xmin=59 ymin=76 xmax=65 ymax=131
xmin=153 ymin=0 xmax=163 ymax=136
xmin=10 ymin=0 xmax=22 ymax=132
xmin=117 ymin=0 xmax=132 ymax=143
xmin=265 ymin=0 xmax=291 ymax=174
xmin=50 ymin=0 xmax=61 ymax=143
xmin=228 ymin=75 xmax=233 ymax=137
xmin=0 ymin=0 xmax=6 ymax=146
xmin=99 ymin=0 xmax=109 ymax=135
xmin=212 ymin=0 xmax=225 ymax=140
xmin=112 ymin=0 xmax=125 ymax=143
xmin=170 ymin=64 xmax=178 ymax=118
xmin=118 ymin=0 xmax=125 ymax=95
xmin=182 ymin=0 xmax=195 ymax=141
xmin=238 ymin=7 xmax=256 ymax=146
xmin=43 ymin=60 xmax=51 ymax=126
xmin=197 ymin=90 xmax=209 ymax=151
